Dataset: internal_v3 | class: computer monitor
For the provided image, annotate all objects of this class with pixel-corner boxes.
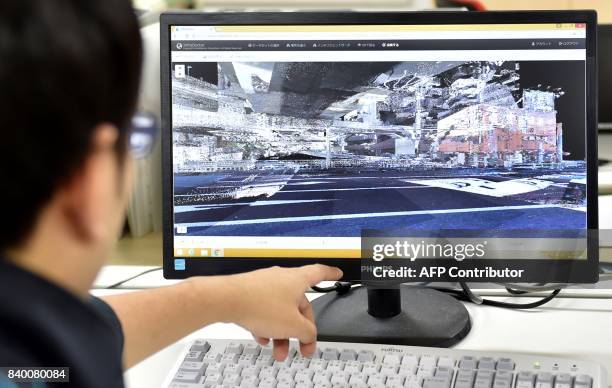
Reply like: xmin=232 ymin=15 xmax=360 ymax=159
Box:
xmin=161 ymin=11 xmax=598 ymax=346
xmin=599 ymin=24 xmax=612 ymax=130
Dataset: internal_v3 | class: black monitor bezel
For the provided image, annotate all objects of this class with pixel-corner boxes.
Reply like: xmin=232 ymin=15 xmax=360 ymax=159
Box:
xmin=598 ymin=23 xmax=612 ymax=125
xmin=160 ymin=10 xmax=599 ymax=282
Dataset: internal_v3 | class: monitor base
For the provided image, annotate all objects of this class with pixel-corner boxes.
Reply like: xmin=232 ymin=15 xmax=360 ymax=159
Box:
xmin=312 ymin=285 xmax=471 ymax=347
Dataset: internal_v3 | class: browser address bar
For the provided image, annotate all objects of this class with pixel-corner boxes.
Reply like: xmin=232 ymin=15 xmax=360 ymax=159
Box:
xmin=171 ymin=30 xmax=585 ymax=41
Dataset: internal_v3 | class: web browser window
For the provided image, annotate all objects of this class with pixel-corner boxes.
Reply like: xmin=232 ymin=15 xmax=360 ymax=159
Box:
xmin=169 ymin=23 xmax=588 ymax=260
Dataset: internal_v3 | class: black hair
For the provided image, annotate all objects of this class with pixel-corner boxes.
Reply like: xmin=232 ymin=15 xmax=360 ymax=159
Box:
xmin=0 ymin=1 xmax=143 ymax=251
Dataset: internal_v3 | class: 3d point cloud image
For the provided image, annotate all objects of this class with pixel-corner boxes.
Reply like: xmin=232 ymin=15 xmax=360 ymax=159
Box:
xmin=172 ymin=61 xmax=587 ymax=237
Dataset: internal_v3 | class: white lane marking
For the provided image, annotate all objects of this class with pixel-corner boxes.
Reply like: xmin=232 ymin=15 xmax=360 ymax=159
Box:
xmin=406 ymin=178 xmax=552 ymax=198
xmin=287 ymin=174 xmax=513 ymax=181
xmin=175 ymin=204 xmax=563 ymax=227
xmin=250 ymin=199 xmax=334 ymax=206
xmin=286 ymin=181 xmax=330 ymax=186
xmin=174 ymin=199 xmax=335 ymax=213
xmin=277 ymin=185 xmax=426 ymax=193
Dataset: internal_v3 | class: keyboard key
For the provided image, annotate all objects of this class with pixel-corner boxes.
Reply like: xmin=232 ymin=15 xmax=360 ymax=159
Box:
xmin=291 ymin=357 xmax=311 ymax=370
xmin=203 ymin=353 xmax=222 ymax=364
xmin=438 ymin=356 xmax=455 ymax=368
xmin=517 ymin=372 xmax=536 ymax=388
xmin=574 ymin=375 xmax=592 ymax=388
xmin=424 ymin=376 xmax=452 ymax=388
xmin=260 ymin=347 xmax=274 ymax=356
xmin=344 ymin=360 xmax=362 ymax=374
xmin=555 ymin=374 xmax=572 ymax=388
xmin=241 ymin=365 xmax=261 ymax=377
xmin=476 ymin=370 xmax=494 ymax=380
xmin=496 ymin=359 xmax=515 ymax=371
xmin=203 ymin=373 xmax=223 ymax=387
xmin=398 ymin=364 xmax=417 ymax=377
xmin=434 ymin=366 xmax=455 ymax=379
xmin=384 ymin=354 xmax=403 ymax=365
xmin=242 ymin=343 xmax=261 ymax=356
xmin=173 ymin=371 xmax=202 ymax=384
xmin=331 ymin=370 xmax=350 ymax=385
xmin=478 ymin=357 xmax=496 ymax=370
xmin=223 ymin=372 xmax=241 ymax=386
xmin=259 ymin=376 xmax=277 ymax=388
xmin=185 ymin=351 xmax=205 ymax=363
xmin=220 ymin=353 xmax=239 ymax=364
xmin=405 ymin=375 xmax=424 ymax=388
xmin=420 ymin=355 xmax=437 ymax=369
xmin=169 ymin=383 xmax=205 ymax=388
xmin=190 ymin=340 xmax=211 ymax=353
xmin=402 ymin=355 xmax=420 ymax=369
xmin=321 ymin=348 xmax=339 ymax=361
xmin=494 ymin=378 xmax=512 ymax=388
xmin=339 ymin=349 xmax=357 ymax=361
xmin=348 ymin=372 xmax=368 ymax=385
xmin=277 ymin=379 xmax=295 ymax=388
xmin=357 ymin=350 xmax=375 ymax=362
xmin=381 ymin=364 xmax=399 ymax=376
xmin=556 ymin=374 xmax=572 ymax=384
xmin=312 ymin=370 xmax=332 ymax=384
xmin=417 ymin=367 xmax=435 ymax=378
xmin=294 ymin=383 xmax=313 ymax=388
xmin=474 ymin=371 xmax=494 ymax=388
xmin=518 ymin=372 xmax=535 ymax=383
xmin=368 ymin=374 xmax=386 ymax=385
xmin=386 ymin=375 xmax=406 ymax=386
xmin=225 ymin=342 xmax=244 ymax=354
xmin=223 ymin=363 xmax=243 ymax=376
xmin=362 ymin=361 xmax=381 ymax=375
xmin=308 ymin=359 xmax=327 ymax=371
xmin=455 ymin=369 xmax=476 ymax=388
xmin=206 ymin=363 xmax=225 ymax=376
xmin=259 ymin=365 xmax=278 ymax=379
xmin=255 ymin=355 xmax=275 ymax=367
xmin=536 ymin=372 xmax=554 ymax=388
xmin=326 ymin=360 xmax=343 ymax=372
xmin=495 ymin=371 xmax=513 ymax=382
xmin=239 ymin=375 xmax=259 ymax=388
xmin=238 ymin=354 xmax=257 ymax=366
xmin=277 ymin=367 xmax=296 ymax=380
xmin=459 ymin=356 xmax=477 ymax=370
xmin=295 ymin=369 xmax=315 ymax=383
xmin=179 ymin=361 xmax=207 ymax=374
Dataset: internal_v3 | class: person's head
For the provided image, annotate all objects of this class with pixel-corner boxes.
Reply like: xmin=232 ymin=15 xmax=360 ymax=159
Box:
xmin=0 ymin=1 xmax=143 ymax=291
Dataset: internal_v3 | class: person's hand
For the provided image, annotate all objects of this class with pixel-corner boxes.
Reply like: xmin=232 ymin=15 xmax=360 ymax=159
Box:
xmin=225 ymin=264 xmax=342 ymax=360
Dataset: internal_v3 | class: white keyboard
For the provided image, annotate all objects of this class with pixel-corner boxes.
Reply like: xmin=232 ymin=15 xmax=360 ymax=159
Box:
xmin=164 ymin=339 xmax=607 ymax=388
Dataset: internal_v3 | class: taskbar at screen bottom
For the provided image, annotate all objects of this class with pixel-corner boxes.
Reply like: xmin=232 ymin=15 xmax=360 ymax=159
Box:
xmin=166 ymin=256 xmax=598 ymax=284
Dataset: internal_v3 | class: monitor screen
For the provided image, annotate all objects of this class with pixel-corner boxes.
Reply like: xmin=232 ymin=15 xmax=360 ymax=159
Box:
xmin=166 ymin=19 xmax=592 ymax=274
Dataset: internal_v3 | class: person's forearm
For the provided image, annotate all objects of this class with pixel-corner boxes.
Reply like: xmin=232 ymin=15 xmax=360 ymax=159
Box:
xmin=101 ymin=276 xmax=239 ymax=369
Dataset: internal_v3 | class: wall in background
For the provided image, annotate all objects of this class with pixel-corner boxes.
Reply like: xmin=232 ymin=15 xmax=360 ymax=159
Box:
xmin=481 ymin=0 xmax=612 ymax=23
xmin=134 ymin=0 xmax=612 ymax=22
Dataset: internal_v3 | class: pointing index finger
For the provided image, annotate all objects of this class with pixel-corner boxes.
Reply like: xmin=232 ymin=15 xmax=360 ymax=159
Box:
xmin=301 ymin=264 xmax=343 ymax=286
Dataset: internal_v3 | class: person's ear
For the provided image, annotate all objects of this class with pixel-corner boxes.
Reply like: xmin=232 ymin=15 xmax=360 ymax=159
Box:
xmin=59 ymin=123 xmax=120 ymax=244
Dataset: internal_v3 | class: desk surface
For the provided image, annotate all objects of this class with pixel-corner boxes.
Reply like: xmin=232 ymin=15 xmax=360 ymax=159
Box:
xmin=90 ymin=289 xmax=612 ymax=388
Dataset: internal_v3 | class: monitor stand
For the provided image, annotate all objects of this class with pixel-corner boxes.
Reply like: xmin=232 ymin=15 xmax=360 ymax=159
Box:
xmin=311 ymin=284 xmax=471 ymax=347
